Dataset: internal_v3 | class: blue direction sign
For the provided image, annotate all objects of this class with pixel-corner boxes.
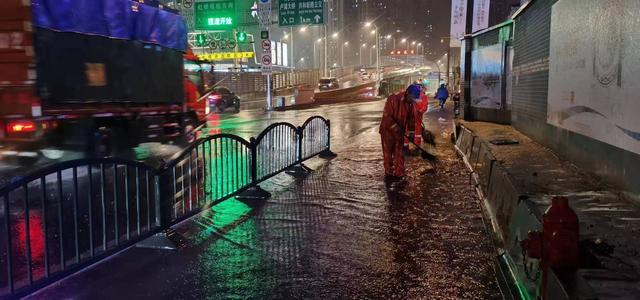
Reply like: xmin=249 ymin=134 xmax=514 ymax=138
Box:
xmin=278 ymin=0 xmax=324 ymax=26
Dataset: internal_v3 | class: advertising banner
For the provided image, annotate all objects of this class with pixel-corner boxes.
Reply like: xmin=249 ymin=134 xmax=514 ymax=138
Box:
xmin=548 ymin=0 xmax=640 ymax=154
xmin=471 ymin=44 xmax=503 ymax=109
xmin=450 ymin=0 xmax=467 ymax=47
xmin=472 ymin=0 xmax=490 ymax=33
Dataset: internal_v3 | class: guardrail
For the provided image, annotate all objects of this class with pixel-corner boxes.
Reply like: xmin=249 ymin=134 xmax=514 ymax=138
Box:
xmin=0 ymin=116 xmax=334 ymax=299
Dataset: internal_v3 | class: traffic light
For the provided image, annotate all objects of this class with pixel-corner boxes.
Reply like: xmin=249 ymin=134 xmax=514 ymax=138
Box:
xmin=195 ymin=34 xmax=207 ymax=47
xmin=236 ymin=31 xmax=247 ymax=43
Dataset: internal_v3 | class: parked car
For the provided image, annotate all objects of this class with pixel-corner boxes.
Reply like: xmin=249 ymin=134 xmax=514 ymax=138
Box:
xmin=318 ymin=77 xmax=340 ymax=90
xmin=207 ymin=86 xmax=241 ymax=113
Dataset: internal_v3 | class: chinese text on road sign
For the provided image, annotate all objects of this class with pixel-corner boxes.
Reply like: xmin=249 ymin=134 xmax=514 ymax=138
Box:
xmin=195 ymin=0 xmax=236 ymax=30
xmin=279 ymin=0 xmax=324 ymax=26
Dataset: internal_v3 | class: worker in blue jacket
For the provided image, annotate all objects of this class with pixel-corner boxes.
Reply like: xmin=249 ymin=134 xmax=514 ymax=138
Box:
xmin=435 ymin=83 xmax=449 ymax=110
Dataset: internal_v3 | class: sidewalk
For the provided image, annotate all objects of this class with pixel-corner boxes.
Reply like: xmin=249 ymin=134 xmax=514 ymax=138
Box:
xmin=457 ymin=120 xmax=640 ymax=298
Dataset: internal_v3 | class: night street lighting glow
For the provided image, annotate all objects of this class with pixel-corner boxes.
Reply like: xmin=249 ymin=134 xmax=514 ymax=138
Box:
xmin=332 ymin=32 xmax=339 ymax=38
xmin=401 ymin=38 xmax=407 ymax=43
xmin=362 ymin=43 xmax=367 ymax=47
xmin=386 ymin=34 xmax=392 ymax=39
xmin=365 ymin=21 xmax=373 ymax=27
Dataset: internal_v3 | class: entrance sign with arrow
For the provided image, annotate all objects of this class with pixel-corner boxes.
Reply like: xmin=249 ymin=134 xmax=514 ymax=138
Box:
xmin=278 ymin=0 xmax=324 ymax=26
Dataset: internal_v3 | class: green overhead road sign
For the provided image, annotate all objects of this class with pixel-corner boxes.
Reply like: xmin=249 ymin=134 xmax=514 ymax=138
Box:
xmin=278 ymin=0 xmax=324 ymax=26
xmin=195 ymin=0 xmax=237 ymax=30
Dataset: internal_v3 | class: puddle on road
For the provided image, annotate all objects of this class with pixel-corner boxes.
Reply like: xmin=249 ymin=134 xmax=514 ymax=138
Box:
xmin=173 ymin=122 xmax=501 ymax=299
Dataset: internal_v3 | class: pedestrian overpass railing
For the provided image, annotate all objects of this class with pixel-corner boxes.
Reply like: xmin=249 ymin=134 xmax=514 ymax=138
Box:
xmin=0 ymin=116 xmax=333 ymax=299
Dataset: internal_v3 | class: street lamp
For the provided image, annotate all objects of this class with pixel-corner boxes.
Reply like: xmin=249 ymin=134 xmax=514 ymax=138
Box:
xmin=369 ymin=45 xmax=377 ymax=66
xmin=341 ymin=41 xmax=349 ymax=67
xmin=365 ymin=21 xmax=380 ymax=81
xmin=331 ymin=32 xmax=339 ymax=68
xmin=386 ymin=34 xmax=395 ymax=50
xmin=400 ymin=38 xmax=409 ymax=64
xmin=313 ymin=38 xmax=322 ymax=69
xmin=289 ymin=27 xmax=295 ymax=71
xmin=440 ymin=36 xmax=454 ymax=86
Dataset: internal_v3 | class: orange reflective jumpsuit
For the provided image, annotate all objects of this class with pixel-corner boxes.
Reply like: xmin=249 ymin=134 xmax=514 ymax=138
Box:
xmin=404 ymin=94 xmax=428 ymax=147
xmin=414 ymin=94 xmax=429 ymax=144
xmin=380 ymin=93 xmax=415 ymax=177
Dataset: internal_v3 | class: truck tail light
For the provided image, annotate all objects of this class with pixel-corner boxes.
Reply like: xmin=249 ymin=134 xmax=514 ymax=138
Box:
xmin=7 ymin=120 xmax=36 ymax=133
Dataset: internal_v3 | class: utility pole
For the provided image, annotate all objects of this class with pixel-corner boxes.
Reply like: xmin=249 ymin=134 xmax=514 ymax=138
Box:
xmin=462 ymin=0 xmax=475 ymax=119
xmin=376 ymin=28 xmax=380 ymax=81
xmin=446 ymin=49 xmax=451 ymax=85
xmin=341 ymin=43 xmax=344 ymax=67
xmin=324 ymin=24 xmax=328 ymax=77
xmin=290 ymin=26 xmax=294 ymax=73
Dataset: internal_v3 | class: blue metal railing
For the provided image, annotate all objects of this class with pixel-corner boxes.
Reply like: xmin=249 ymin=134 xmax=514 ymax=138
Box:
xmin=0 ymin=116 xmax=333 ymax=299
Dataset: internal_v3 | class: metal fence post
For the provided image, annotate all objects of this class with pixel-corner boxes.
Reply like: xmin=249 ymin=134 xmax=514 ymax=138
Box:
xmin=236 ymin=138 xmax=271 ymax=200
xmin=155 ymin=169 xmax=173 ymax=229
xmin=297 ymin=126 xmax=304 ymax=164
xmin=135 ymin=167 xmax=185 ymax=250
xmin=286 ymin=126 xmax=311 ymax=177
xmin=319 ymin=119 xmax=337 ymax=159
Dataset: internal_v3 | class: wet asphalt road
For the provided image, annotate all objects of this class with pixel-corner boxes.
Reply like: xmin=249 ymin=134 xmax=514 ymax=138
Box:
xmin=29 ymin=100 xmax=502 ymax=299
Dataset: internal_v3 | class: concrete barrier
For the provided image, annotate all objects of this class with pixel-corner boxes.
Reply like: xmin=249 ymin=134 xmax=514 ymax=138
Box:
xmin=314 ymin=81 xmax=377 ymax=102
xmin=455 ymin=124 xmax=578 ymax=300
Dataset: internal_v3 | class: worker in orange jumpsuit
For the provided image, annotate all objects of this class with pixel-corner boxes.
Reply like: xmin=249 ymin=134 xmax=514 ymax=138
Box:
xmin=404 ymin=84 xmax=429 ymax=148
xmin=379 ymin=84 xmax=422 ymax=179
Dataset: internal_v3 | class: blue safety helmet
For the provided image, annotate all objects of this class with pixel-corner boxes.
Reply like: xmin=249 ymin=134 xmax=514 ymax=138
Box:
xmin=406 ymin=84 xmax=422 ymax=100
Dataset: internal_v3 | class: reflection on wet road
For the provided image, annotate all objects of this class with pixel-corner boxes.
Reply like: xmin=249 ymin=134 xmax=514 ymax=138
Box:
xmin=29 ymin=100 xmax=501 ymax=299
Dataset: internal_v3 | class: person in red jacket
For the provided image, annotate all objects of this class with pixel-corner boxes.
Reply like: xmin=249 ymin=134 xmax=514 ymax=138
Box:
xmin=404 ymin=84 xmax=429 ymax=148
xmin=379 ymin=84 xmax=422 ymax=179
